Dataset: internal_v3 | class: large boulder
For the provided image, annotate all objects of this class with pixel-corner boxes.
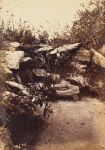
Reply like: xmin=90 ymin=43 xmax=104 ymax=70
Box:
xmin=4 ymin=51 xmax=25 ymax=84
xmin=5 ymin=51 xmax=24 ymax=69
xmin=0 ymin=50 xmax=15 ymax=81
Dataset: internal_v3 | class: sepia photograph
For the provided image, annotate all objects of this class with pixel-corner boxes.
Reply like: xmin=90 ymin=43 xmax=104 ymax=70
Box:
xmin=0 ymin=0 xmax=105 ymax=149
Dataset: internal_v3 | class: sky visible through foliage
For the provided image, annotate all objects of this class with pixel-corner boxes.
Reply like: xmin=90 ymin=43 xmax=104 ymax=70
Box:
xmin=0 ymin=0 xmax=95 ymax=38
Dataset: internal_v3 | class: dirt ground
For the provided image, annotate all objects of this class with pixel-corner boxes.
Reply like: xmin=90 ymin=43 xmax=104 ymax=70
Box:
xmin=31 ymin=96 xmax=105 ymax=150
xmin=1 ymin=96 xmax=105 ymax=150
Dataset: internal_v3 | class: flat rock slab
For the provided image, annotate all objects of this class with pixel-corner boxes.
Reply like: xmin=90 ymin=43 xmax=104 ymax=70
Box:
xmin=50 ymin=43 xmax=80 ymax=55
xmin=56 ymin=87 xmax=79 ymax=97
xmin=54 ymin=80 xmax=75 ymax=90
xmin=35 ymin=46 xmax=53 ymax=53
xmin=53 ymin=80 xmax=79 ymax=97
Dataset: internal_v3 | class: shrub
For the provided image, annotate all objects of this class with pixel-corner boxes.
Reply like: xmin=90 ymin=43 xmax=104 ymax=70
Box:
xmin=70 ymin=0 xmax=105 ymax=49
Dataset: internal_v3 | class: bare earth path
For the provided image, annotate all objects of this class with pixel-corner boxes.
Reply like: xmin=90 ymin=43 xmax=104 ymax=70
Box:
xmin=29 ymin=97 xmax=105 ymax=150
xmin=1 ymin=96 xmax=105 ymax=150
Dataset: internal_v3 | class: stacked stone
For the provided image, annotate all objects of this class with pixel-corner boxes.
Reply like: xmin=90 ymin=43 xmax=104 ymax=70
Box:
xmin=4 ymin=42 xmax=98 ymax=101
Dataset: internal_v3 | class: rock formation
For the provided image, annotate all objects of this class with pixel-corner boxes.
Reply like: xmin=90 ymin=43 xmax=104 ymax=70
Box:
xmin=4 ymin=41 xmax=99 ymax=105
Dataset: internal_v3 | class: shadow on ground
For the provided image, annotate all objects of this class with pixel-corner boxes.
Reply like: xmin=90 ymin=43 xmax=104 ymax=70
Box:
xmin=5 ymin=113 xmax=48 ymax=149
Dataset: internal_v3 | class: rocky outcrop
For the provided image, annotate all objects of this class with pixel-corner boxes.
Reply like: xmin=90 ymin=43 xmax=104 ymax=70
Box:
xmin=4 ymin=41 xmax=97 ymax=102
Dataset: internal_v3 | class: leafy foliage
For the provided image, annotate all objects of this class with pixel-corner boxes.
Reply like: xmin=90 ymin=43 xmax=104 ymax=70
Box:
xmin=6 ymin=83 xmax=53 ymax=118
xmin=70 ymin=0 xmax=105 ymax=49
xmin=38 ymin=30 xmax=49 ymax=44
